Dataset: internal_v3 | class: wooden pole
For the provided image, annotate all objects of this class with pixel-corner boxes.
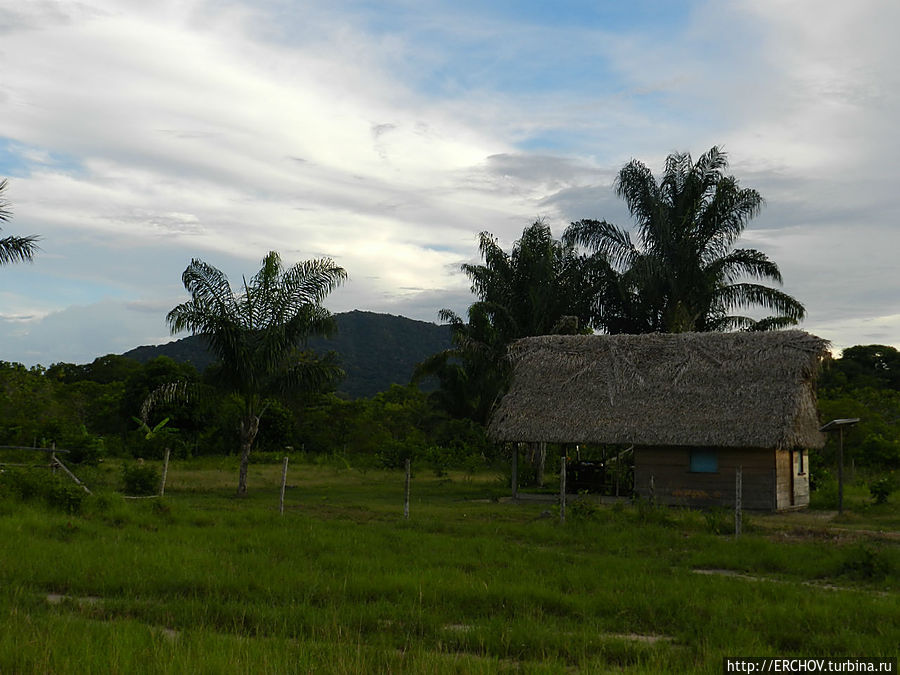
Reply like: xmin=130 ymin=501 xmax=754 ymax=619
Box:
xmin=838 ymin=427 xmax=844 ymax=515
xmin=53 ymin=456 xmax=91 ymax=494
xmin=735 ymin=466 xmax=743 ymax=536
xmin=559 ymin=456 xmax=567 ymax=524
xmin=279 ymin=456 xmax=289 ymax=516
xmin=536 ymin=441 xmax=547 ymax=487
xmin=511 ymin=444 xmax=519 ymax=499
xmin=159 ymin=448 xmax=171 ymax=497
xmin=404 ymin=458 xmax=411 ymax=520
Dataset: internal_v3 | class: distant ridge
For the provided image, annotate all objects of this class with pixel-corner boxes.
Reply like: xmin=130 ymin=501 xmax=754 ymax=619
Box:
xmin=121 ymin=310 xmax=451 ymax=399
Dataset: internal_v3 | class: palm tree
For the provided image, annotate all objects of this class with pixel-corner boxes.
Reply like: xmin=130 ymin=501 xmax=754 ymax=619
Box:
xmin=564 ymin=147 xmax=805 ymax=333
xmin=461 ymin=220 xmax=607 ymax=340
xmin=417 ymin=221 xmax=611 ymax=484
xmin=166 ymin=251 xmax=346 ymax=495
xmin=0 ymin=178 xmax=40 ymax=265
xmin=418 ymin=221 xmax=608 ymax=423
xmin=414 ymin=303 xmax=514 ymax=425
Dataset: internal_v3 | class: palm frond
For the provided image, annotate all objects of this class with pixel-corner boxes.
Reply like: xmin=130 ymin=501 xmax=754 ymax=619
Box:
xmin=563 ymin=219 xmax=637 ymax=271
xmin=615 ymin=159 xmax=659 ymax=234
xmin=713 ymin=283 xmax=806 ymax=320
xmin=705 ymin=248 xmax=783 ymax=285
xmin=0 ymin=233 xmax=41 ymax=264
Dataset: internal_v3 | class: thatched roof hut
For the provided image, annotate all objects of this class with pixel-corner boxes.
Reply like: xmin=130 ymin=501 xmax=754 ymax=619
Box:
xmin=488 ymin=330 xmax=829 ymax=451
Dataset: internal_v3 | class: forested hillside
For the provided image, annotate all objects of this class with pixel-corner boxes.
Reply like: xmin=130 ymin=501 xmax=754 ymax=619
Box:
xmin=123 ymin=310 xmax=451 ymax=399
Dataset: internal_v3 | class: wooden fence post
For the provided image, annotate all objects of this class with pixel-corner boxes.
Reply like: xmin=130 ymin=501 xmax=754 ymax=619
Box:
xmin=404 ymin=458 xmax=411 ymax=520
xmin=511 ymin=444 xmax=519 ymax=499
xmin=559 ymin=456 xmax=567 ymax=524
xmin=735 ymin=466 xmax=743 ymax=536
xmin=280 ymin=456 xmax=289 ymax=516
xmin=159 ymin=448 xmax=171 ymax=497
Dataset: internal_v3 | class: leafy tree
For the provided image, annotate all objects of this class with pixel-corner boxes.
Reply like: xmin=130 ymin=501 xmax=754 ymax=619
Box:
xmin=0 ymin=178 xmax=39 ymax=265
xmin=418 ymin=221 xmax=605 ymax=424
xmin=820 ymin=345 xmax=900 ymax=392
xmin=564 ymin=147 xmax=805 ymax=333
xmin=166 ymin=251 xmax=346 ymax=495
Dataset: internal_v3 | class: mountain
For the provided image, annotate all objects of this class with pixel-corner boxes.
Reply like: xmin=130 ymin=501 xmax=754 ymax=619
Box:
xmin=122 ymin=310 xmax=452 ymax=399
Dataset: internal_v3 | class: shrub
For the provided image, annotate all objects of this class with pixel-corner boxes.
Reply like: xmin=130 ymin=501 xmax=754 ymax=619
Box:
xmin=567 ymin=492 xmax=598 ymax=521
xmin=63 ymin=430 xmax=106 ymax=465
xmin=122 ymin=463 xmax=160 ymax=496
xmin=839 ymin=544 xmax=892 ymax=581
xmin=869 ymin=475 xmax=895 ymax=504
xmin=634 ymin=496 xmax=672 ymax=526
xmin=45 ymin=481 xmax=86 ymax=514
xmin=376 ymin=440 xmax=421 ymax=469
xmin=0 ymin=468 xmax=85 ymax=514
xmin=422 ymin=445 xmax=456 ymax=477
xmin=703 ymin=507 xmax=731 ymax=535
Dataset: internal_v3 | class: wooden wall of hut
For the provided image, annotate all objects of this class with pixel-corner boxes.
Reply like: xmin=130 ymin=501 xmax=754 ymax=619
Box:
xmin=774 ymin=449 xmax=810 ymax=510
xmin=633 ymin=446 xmax=779 ymax=510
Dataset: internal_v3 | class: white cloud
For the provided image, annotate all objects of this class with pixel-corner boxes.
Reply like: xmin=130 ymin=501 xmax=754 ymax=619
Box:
xmin=1 ymin=0 xmax=898 ymax=366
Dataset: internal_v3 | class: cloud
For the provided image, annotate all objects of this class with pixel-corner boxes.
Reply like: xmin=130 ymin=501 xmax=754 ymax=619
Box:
xmin=0 ymin=299 xmax=171 ymax=365
xmin=1 ymin=0 xmax=898 ymax=367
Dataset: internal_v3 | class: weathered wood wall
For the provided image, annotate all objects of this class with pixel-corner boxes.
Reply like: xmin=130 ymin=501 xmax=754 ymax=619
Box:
xmin=775 ymin=449 xmax=792 ymax=510
xmin=791 ymin=449 xmax=810 ymax=507
xmin=634 ymin=446 xmax=778 ymax=510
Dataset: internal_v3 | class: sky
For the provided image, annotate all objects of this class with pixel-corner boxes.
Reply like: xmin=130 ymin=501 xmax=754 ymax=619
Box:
xmin=1 ymin=0 xmax=899 ymax=366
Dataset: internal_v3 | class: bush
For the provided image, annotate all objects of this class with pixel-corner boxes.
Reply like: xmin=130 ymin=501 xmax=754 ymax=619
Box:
xmin=45 ymin=481 xmax=86 ymax=514
xmin=634 ymin=496 xmax=672 ymax=526
xmin=0 ymin=468 xmax=85 ymax=514
xmin=376 ymin=440 xmax=421 ymax=469
xmin=703 ymin=507 xmax=731 ymax=535
xmin=810 ymin=470 xmax=839 ymax=509
xmin=839 ymin=544 xmax=893 ymax=581
xmin=567 ymin=492 xmax=598 ymax=521
xmin=869 ymin=475 xmax=895 ymax=504
xmin=422 ymin=445 xmax=456 ymax=477
xmin=122 ymin=462 xmax=160 ymax=496
xmin=63 ymin=430 xmax=106 ymax=465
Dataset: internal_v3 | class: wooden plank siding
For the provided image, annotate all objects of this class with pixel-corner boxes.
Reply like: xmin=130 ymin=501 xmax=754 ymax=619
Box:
xmin=634 ymin=446 xmax=778 ymax=510
xmin=775 ymin=450 xmax=792 ymax=510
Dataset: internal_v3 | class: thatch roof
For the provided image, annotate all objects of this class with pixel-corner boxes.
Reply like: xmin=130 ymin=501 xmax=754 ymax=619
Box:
xmin=488 ymin=331 xmax=828 ymax=449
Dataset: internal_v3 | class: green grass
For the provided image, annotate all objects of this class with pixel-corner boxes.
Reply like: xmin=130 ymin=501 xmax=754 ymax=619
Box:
xmin=0 ymin=458 xmax=897 ymax=673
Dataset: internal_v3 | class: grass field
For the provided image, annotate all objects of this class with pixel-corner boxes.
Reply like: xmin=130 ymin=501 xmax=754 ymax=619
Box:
xmin=0 ymin=457 xmax=897 ymax=674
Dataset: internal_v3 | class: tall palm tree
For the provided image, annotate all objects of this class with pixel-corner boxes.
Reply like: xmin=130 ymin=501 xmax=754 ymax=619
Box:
xmin=461 ymin=220 xmax=607 ymax=340
xmin=418 ymin=221 xmax=608 ymax=424
xmin=564 ymin=147 xmax=805 ymax=333
xmin=167 ymin=251 xmax=346 ymax=495
xmin=0 ymin=178 xmax=40 ymax=265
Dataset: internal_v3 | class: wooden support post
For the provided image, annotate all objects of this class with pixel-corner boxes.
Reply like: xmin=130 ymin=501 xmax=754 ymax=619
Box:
xmin=404 ymin=458 xmax=411 ymax=520
xmin=53 ymin=456 xmax=91 ymax=494
xmin=511 ymin=444 xmax=519 ymax=499
xmin=536 ymin=441 xmax=547 ymax=487
xmin=51 ymin=442 xmax=57 ymax=475
xmin=559 ymin=456 xmax=567 ymax=524
xmin=735 ymin=466 xmax=743 ymax=537
xmin=280 ymin=456 xmax=289 ymax=516
xmin=837 ymin=427 xmax=844 ymax=516
xmin=649 ymin=474 xmax=655 ymax=503
xmin=159 ymin=448 xmax=171 ymax=497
